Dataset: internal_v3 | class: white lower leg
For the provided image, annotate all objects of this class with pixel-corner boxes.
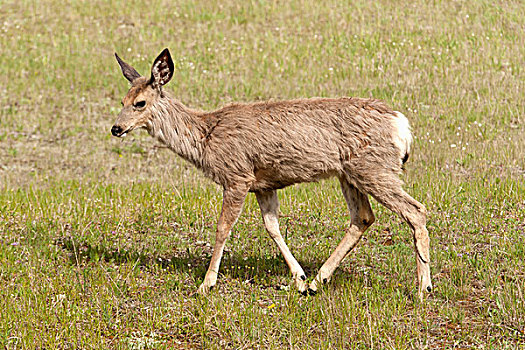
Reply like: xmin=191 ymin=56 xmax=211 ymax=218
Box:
xmin=265 ymin=218 xmax=307 ymax=292
xmin=198 ymin=237 xmax=227 ymax=294
xmin=309 ymin=225 xmax=363 ymax=292
xmin=415 ymin=228 xmax=432 ymax=300
xmin=197 ymin=185 xmax=248 ymax=295
xmin=272 ymin=235 xmax=307 ymax=292
xmin=257 ymin=190 xmax=308 ymax=292
xmin=309 ymin=179 xmax=373 ymax=294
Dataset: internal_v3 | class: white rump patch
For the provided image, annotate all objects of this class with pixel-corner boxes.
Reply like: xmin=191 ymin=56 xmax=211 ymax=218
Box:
xmin=391 ymin=111 xmax=412 ymax=158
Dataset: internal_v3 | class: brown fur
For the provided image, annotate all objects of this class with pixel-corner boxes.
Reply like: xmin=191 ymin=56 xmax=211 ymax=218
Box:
xmin=112 ymin=49 xmax=432 ymax=299
xmin=144 ymin=96 xmax=402 ymax=192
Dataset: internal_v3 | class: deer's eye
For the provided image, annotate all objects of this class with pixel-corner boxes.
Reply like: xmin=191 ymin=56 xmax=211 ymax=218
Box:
xmin=134 ymin=100 xmax=146 ymax=108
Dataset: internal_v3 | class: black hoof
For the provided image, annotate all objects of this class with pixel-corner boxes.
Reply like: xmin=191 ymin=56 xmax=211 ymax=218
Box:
xmin=300 ymin=290 xmax=308 ymax=296
xmin=426 ymin=286 xmax=432 ymax=292
xmin=308 ymin=288 xmax=317 ymax=296
xmin=300 ymin=275 xmax=306 ymax=281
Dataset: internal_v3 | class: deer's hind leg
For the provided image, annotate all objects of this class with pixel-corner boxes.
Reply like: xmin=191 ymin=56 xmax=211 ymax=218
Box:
xmin=309 ymin=176 xmax=375 ymax=294
xmin=356 ymin=172 xmax=432 ymax=301
xmin=256 ymin=190 xmax=308 ymax=294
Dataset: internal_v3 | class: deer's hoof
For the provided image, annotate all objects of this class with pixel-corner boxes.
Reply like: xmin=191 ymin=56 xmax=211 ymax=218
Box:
xmin=295 ymin=279 xmax=308 ymax=295
xmin=197 ymin=283 xmax=214 ymax=295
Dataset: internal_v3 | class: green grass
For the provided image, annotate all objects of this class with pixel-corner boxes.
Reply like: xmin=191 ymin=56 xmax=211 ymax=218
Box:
xmin=1 ymin=0 xmax=524 ymax=348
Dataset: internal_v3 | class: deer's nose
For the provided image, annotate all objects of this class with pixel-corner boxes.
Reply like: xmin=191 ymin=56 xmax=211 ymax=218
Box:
xmin=111 ymin=125 xmax=123 ymax=137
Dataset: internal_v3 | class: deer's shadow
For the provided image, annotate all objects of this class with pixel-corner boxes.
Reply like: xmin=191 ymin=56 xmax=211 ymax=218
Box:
xmin=56 ymin=236 xmax=354 ymax=287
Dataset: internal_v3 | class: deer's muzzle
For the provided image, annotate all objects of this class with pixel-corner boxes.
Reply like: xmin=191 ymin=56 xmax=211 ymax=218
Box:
xmin=111 ymin=125 xmax=126 ymax=137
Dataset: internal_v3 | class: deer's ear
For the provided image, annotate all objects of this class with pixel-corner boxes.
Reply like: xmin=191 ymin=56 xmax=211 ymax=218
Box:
xmin=150 ymin=48 xmax=174 ymax=88
xmin=115 ymin=53 xmax=141 ymax=83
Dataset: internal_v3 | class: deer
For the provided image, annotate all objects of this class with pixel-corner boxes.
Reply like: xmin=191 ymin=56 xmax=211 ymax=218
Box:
xmin=111 ymin=48 xmax=432 ymax=300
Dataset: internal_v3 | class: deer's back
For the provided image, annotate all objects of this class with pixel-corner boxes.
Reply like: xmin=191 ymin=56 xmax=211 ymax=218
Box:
xmin=199 ymin=97 xmax=400 ymax=191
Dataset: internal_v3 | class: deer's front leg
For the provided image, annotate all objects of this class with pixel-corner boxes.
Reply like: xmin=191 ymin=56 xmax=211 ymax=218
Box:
xmin=197 ymin=184 xmax=249 ymax=295
xmin=256 ymin=190 xmax=307 ymax=294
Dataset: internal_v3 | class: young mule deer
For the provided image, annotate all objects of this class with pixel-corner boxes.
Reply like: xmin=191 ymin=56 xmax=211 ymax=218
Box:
xmin=111 ymin=49 xmax=432 ymax=299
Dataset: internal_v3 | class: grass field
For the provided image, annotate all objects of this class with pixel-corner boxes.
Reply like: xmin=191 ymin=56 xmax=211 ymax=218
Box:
xmin=1 ymin=0 xmax=524 ymax=348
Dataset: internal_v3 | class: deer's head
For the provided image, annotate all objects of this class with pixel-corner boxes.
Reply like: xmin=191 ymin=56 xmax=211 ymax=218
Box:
xmin=111 ymin=48 xmax=174 ymax=137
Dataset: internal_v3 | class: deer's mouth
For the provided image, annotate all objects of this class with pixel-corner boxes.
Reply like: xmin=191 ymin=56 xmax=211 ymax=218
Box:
xmin=111 ymin=125 xmax=133 ymax=138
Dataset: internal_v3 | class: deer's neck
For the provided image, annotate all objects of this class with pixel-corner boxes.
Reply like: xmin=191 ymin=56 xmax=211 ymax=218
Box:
xmin=148 ymin=96 xmax=205 ymax=168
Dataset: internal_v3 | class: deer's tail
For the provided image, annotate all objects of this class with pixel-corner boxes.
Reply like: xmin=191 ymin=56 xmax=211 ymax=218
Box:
xmin=391 ymin=111 xmax=412 ymax=165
